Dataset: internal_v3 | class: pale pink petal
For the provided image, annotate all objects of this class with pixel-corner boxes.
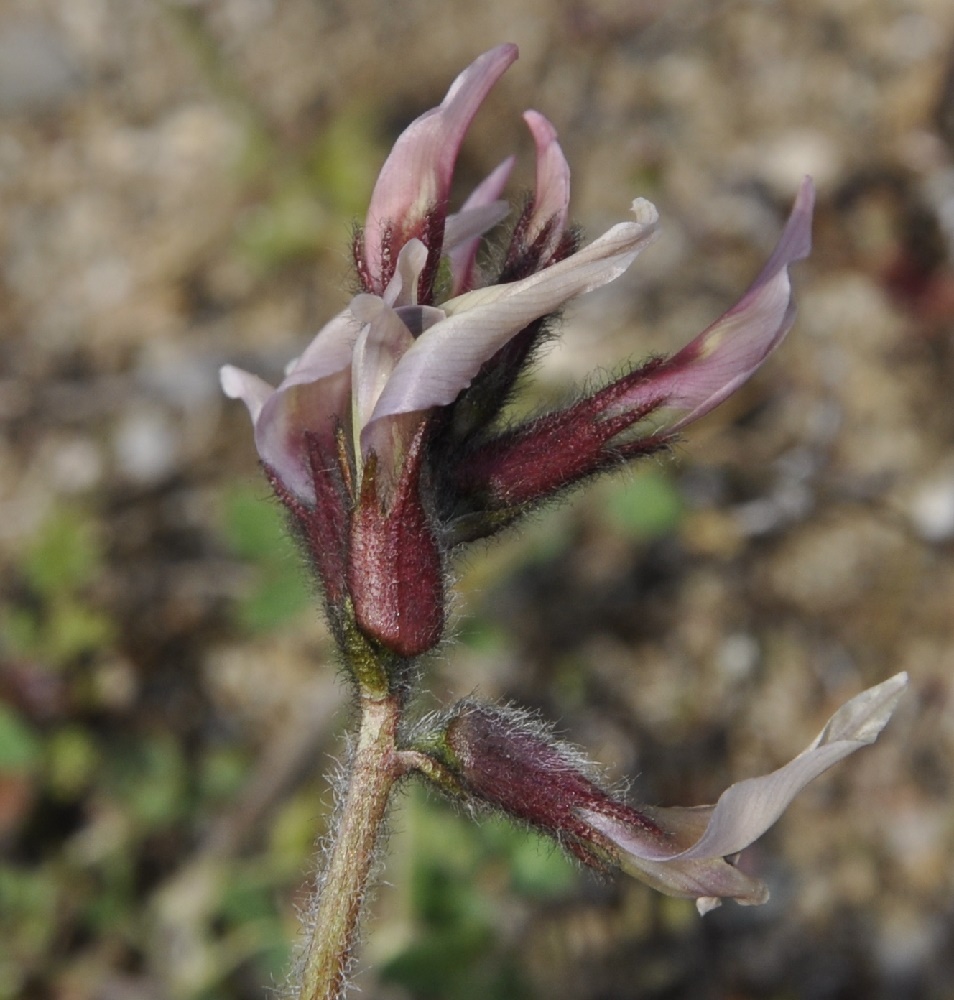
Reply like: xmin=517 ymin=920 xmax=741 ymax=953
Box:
xmin=522 ymin=110 xmax=570 ymax=254
xmin=677 ymin=671 xmax=907 ymax=860
xmin=252 ymin=368 xmax=352 ymax=504
xmin=579 ymin=673 xmax=908 ymax=876
xmin=613 ymin=844 xmax=770 ymax=908
xmin=382 ymin=239 xmax=429 ymax=308
xmin=220 ymin=365 xmax=274 ymax=424
xmin=284 ymin=307 xmax=362 ymax=385
xmin=363 ymin=44 xmax=519 ymax=291
xmin=226 ymin=308 xmax=362 ymax=503
xmin=446 ymin=156 xmax=515 ymax=295
xmin=611 ymin=177 xmax=815 ymax=431
xmin=445 ymin=158 xmax=514 ymax=247
xmin=369 ymin=199 xmax=660 ymax=423
xmin=349 ymin=295 xmax=416 ymax=459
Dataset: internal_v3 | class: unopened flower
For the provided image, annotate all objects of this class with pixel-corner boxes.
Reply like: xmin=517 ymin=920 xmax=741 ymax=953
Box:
xmin=429 ymin=673 xmax=907 ymax=912
xmin=221 ymin=43 xmax=814 ymax=658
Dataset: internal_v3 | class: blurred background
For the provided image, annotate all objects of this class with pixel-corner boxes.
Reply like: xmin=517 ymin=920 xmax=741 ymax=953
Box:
xmin=2 ymin=1 xmax=954 ymax=998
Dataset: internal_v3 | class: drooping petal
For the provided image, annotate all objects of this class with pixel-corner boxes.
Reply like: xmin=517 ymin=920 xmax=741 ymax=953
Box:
xmin=283 ymin=307 xmax=363 ymax=386
xmin=369 ymin=199 xmax=660 ymax=423
xmin=675 ymin=670 xmax=907 ymax=861
xmin=382 ymin=239 xmax=429 ymax=309
xmin=349 ymin=294 xmax=416 ymax=459
xmin=235 ymin=308 xmax=362 ymax=503
xmin=522 ymin=110 xmax=570 ymax=256
xmin=363 ymin=44 xmax=519 ymax=293
xmin=446 ymin=156 xmax=515 ymax=295
xmin=252 ymin=369 xmax=352 ymax=504
xmin=220 ymin=365 xmax=275 ymax=424
xmin=579 ymin=672 xmax=907 ymax=905
xmin=608 ymin=177 xmax=815 ymax=432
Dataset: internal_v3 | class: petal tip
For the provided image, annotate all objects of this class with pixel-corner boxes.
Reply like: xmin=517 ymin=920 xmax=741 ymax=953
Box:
xmin=219 ymin=364 xmax=244 ymax=399
xmin=630 ymin=197 xmax=660 ymax=228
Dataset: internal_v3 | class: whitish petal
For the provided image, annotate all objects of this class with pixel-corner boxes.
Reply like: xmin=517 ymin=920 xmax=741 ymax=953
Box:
xmin=444 ymin=158 xmax=514 ymax=249
xmin=284 ymin=307 xmax=361 ymax=384
xmin=678 ymin=671 xmax=908 ymax=861
xmin=446 ymin=156 xmax=515 ymax=295
xmin=363 ymin=44 xmax=519 ymax=290
xmin=350 ymin=294 xmax=416 ymax=458
xmin=611 ymin=177 xmax=815 ymax=431
xmin=236 ymin=308 xmax=362 ymax=503
xmin=579 ymin=673 xmax=906 ymax=907
xmin=581 ymin=672 xmax=907 ymax=875
xmin=522 ymin=110 xmax=570 ymax=254
xmin=253 ymin=368 xmax=352 ymax=504
xmin=383 ymin=239 xmax=429 ymax=309
xmin=370 ymin=199 xmax=660 ymax=422
xmin=220 ymin=365 xmax=274 ymax=423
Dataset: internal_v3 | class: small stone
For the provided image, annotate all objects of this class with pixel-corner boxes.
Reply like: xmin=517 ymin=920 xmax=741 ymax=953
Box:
xmin=113 ymin=408 xmax=179 ymax=485
xmin=0 ymin=21 xmax=80 ymax=115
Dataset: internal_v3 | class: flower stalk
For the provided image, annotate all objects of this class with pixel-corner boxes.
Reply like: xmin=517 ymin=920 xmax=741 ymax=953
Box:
xmin=218 ymin=42 xmax=907 ymax=1000
xmin=296 ymin=690 xmax=402 ymax=1000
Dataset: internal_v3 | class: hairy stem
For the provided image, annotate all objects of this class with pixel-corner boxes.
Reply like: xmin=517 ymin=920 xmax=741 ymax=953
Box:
xmin=297 ymin=692 xmax=402 ymax=1000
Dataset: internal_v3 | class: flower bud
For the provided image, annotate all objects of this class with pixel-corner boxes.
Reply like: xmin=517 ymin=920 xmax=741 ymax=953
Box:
xmin=426 ymin=674 xmax=907 ymax=912
xmin=348 ymin=425 xmax=444 ymax=658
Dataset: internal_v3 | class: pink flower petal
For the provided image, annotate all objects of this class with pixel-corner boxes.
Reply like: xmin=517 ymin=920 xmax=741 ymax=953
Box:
xmin=446 ymin=156 xmax=515 ymax=295
xmin=677 ymin=671 xmax=908 ymax=861
xmin=220 ymin=365 xmax=274 ymax=424
xmin=522 ymin=110 xmax=570 ymax=256
xmin=254 ymin=369 xmax=352 ymax=504
xmin=611 ymin=177 xmax=815 ymax=432
xmin=283 ymin=307 xmax=363 ymax=386
xmin=350 ymin=294 xmax=416 ymax=459
xmin=369 ymin=199 xmax=660 ymax=422
xmin=363 ymin=44 xmax=519 ymax=292
xmin=222 ymin=309 xmax=362 ymax=504
xmin=382 ymin=239 xmax=429 ymax=308
xmin=579 ymin=672 xmax=907 ymax=904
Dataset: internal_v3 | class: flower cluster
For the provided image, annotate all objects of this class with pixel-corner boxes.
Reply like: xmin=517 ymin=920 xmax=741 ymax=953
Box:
xmin=420 ymin=672 xmax=906 ymax=913
xmin=222 ymin=43 xmax=814 ymax=660
xmin=220 ymin=45 xmax=905 ymax=916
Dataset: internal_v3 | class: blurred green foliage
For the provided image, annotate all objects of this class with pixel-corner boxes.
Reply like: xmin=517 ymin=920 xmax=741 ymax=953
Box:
xmin=221 ymin=486 xmax=312 ymax=632
xmin=381 ymin=786 xmax=578 ymax=1000
xmin=235 ymin=110 xmax=380 ymax=270
xmin=0 ymin=703 xmax=42 ymax=773
xmin=1 ymin=507 xmax=114 ymax=668
xmin=602 ymin=467 xmax=683 ymax=541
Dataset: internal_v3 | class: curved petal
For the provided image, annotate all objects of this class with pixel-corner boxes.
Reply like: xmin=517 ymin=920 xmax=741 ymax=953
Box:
xmin=522 ymin=110 xmax=570 ymax=255
xmin=382 ymin=239 xmax=429 ymax=309
xmin=609 ymin=178 xmax=815 ymax=431
xmin=579 ymin=672 xmax=907 ymax=886
xmin=363 ymin=44 xmax=519 ymax=292
xmin=677 ymin=671 xmax=907 ymax=860
xmin=253 ymin=368 xmax=352 ymax=504
xmin=285 ymin=307 xmax=362 ymax=384
xmin=446 ymin=156 xmax=515 ymax=295
xmin=232 ymin=308 xmax=362 ymax=503
xmin=614 ymin=847 xmax=770 ymax=909
xmin=220 ymin=365 xmax=274 ymax=424
xmin=350 ymin=294 xmax=416 ymax=459
xmin=370 ymin=199 xmax=660 ymax=422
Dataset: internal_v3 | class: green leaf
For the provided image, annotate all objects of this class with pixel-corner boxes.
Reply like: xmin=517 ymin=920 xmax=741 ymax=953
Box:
xmin=222 ymin=488 xmax=292 ymax=562
xmin=221 ymin=487 xmax=312 ymax=631
xmin=604 ymin=467 xmax=683 ymax=540
xmin=46 ymin=726 xmax=99 ymax=798
xmin=0 ymin=704 xmax=42 ymax=773
xmin=23 ymin=509 xmax=102 ymax=597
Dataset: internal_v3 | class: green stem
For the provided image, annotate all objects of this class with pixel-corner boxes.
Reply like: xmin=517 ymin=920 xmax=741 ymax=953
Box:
xmin=297 ymin=692 xmax=402 ymax=1000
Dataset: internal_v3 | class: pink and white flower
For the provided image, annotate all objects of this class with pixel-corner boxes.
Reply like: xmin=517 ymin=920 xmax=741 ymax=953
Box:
xmin=220 ymin=44 xmax=814 ymax=655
